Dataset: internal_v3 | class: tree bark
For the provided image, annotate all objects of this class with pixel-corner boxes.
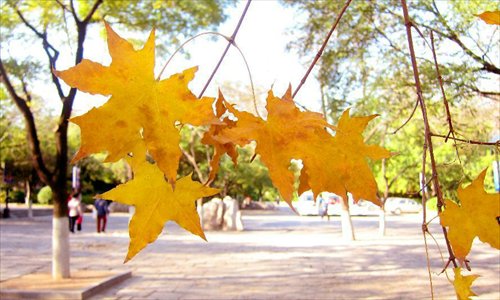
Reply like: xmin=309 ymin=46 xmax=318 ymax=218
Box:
xmin=24 ymin=179 xmax=33 ymax=219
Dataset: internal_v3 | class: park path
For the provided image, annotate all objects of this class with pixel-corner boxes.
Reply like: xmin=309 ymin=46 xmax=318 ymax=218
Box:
xmin=1 ymin=205 xmax=499 ymax=299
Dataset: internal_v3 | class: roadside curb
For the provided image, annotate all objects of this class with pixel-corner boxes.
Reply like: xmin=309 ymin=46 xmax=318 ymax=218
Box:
xmin=0 ymin=270 xmax=131 ymax=300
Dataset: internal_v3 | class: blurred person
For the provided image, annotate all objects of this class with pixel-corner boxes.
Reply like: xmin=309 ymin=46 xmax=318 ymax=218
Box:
xmin=94 ymin=197 xmax=109 ymax=233
xmin=68 ymin=191 xmax=82 ymax=233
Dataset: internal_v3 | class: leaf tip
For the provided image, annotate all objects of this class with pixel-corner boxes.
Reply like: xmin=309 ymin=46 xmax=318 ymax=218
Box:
xmin=282 ymin=84 xmax=293 ymax=102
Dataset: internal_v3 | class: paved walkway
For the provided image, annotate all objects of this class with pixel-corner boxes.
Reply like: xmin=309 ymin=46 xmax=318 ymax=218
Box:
xmin=1 ymin=205 xmax=499 ymax=299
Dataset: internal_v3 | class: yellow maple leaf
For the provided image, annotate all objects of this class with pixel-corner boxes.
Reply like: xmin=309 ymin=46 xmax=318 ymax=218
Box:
xmin=453 ymin=267 xmax=479 ymax=300
xmin=440 ymin=168 xmax=500 ymax=259
xmin=214 ymin=87 xmax=390 ymax=206
xmin=55 ymin=22 xmax=215 ymax=184
xmin=215 ymin=87 xmax=337 ymax=203
xmin=476 ymin=11 xmax=500 ymax=25
xmin=201 ymin=91 xmax=239 ymax=183
xmin=100 ymin=144 xmax=219 ymax=262
xmin=301 ymin=109 xmax=391 ymax=205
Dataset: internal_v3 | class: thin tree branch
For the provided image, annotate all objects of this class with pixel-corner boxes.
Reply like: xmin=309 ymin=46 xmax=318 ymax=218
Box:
xmin=429 ymin=0 xmax=500 ymax=75
xmin=54 ymin=0 xmax=69 ymax=11
xmin=69 ymin=0 xmax=80 ymax=23
xmin=431 ymin=133 xmax=499 ymax=146
xmin=421 ymin=139 xmax=435 ymax=299
xmin=392 ymin=99 xmax=419 ymax=134
xmin=198 ymin=0 xmax=252 ymax=98
xmin=0 ymin=59 xmax=52 ymax=185
xmin=14 ymin=8 xmax=65 ymax=99
xmin=293 ymin=0 xmax=352 ymax=98
xmin=401 ymin=0 xmax=457 ymax=269
xmin=430 ymin=31 xmax=462 ymax=166
xmin=83 ymin=0 xmax=103 ymax=24
xmin=181 ymin=148 xmax=205 ymax=182
xmin=21 ymin=80 xmax=32 ymax=103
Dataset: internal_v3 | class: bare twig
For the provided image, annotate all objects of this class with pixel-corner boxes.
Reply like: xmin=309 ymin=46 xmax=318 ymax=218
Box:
xmin=198 ymin=0 xmax=252 ymax=99
xmin=421 ymin=140 xmax=435 ymax=300
xmin=429 ymin=0 xmax=499 ymax=75
xmin=392 ymin=99 xmax=419 ymax=134
xmin=426 ymin=230 xmax=453 ymax=282
xmin=293 ymin=0 xmax=352 ymax=98
xmin=431 ymin=133 xmax=499 ymax=146
xmin=429 ymin=33 xmax=457 ymax=139
xmin=82 ymin=0 xmax=103 ymax=24
xmin=401 ymin=0 xmax=457 ymax=269
xmin=14 ymin=8 xmax=65 ymax=99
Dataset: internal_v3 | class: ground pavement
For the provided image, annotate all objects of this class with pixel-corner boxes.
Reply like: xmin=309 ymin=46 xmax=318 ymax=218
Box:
xmin=0 ymin=204 xmax=499 ymax=299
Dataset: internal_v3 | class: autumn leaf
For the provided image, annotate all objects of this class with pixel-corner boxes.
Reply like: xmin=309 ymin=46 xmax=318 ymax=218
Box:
xmin=100 ymin=144 xmax=219 ymax=262
xmin=476 ymin=11 xmax=500 ymax=25
xmin=440 ymin=168 xmax=500 ymax=260
xmin=201 ymin=91 xmax=239 ymax=183
xmin=214 ymin=87 xmax=390 ymax=206
xmin=214 ymin=87 xmax=336 ymax=203
xmin=453 ymin=267 xmax=479 ymax=300
xmin=301 ymin=109 xmax=391 ymax=206
xmin=55 ymin=22 xmax=215 ymax=184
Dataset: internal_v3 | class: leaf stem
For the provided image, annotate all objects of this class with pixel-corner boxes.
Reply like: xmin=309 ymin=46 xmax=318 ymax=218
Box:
xmin=292 ymin=0 xmax=352 ymax=99
xmin=198 ymin=0 xmax=252 ymax=99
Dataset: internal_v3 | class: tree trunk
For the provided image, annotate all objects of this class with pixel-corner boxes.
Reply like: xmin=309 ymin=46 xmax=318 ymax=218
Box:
xmin=51 ymin=187 xmax=70 ymax=279
xmin=378 ymin=210 xmax=386 ymax=237
xmin=52 ymin=215 xmax=70 ymax=279
xmin=197 ymin=198 xmax=204 ymax=229
xmin=24 ymin=179 xmax=33 ymax=219
xmin=379 ymin=158 xmax=389 ymax=237
xmin=340 ymin=198 xmax=355 ymax=240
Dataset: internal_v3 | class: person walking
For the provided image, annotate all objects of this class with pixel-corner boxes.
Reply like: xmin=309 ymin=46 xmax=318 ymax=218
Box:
xmin=94 ymin=197 xmax=109 ymax=233
xmin=68 ymin=191 xmax=82 ymax=233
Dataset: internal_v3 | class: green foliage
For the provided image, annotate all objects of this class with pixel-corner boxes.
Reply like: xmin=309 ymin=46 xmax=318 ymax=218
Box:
xmin=426 ymin=197 xmax=438 ymax=211
xmin=81 ymin=194 xmax=95 ymax=205
xmin=37 ymin=186 xmax=52 ymax=204
xmin=178 ymin=126 xmax=278 ymax=202
xmin=10 ymin=190 xmax=25 ymax=203
xmin=1 ymin=0 xmax=229 ymax=201
xmin=0 ymin=190 xmax=6 ymax=203
xmin=215 ymin=145 xmax=279 ymax=202
xmin=78 ymin=154 xmax=128 ymax=195
xmin=0 ymin=97 xmax=58 ymax=185
xmin=287 ymin=0 xmax=499 ymax=200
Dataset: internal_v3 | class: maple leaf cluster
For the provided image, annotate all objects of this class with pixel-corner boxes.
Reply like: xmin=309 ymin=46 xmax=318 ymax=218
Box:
xmin=55 ymin=23 xmax=390 ymax=261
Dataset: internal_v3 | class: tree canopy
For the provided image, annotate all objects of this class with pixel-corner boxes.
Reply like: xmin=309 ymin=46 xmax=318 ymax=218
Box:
xmin=285 ymin=0 xmax=499 ymax=198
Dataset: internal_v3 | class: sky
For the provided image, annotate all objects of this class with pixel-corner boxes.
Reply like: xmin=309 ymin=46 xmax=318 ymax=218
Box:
xmin=65 ymin=1 xmax=322 ymax=116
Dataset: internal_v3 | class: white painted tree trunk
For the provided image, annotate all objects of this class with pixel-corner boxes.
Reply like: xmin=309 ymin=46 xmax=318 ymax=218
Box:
xmin=197 ymin=198 xmax=204 ymax=229
xmin=378 ymin=210 xmax=386 ymax=237
xmin=52 ymin=216 xmax=70 ymax=279
xmin=340 ymin=209 xmax=355 ymax=240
